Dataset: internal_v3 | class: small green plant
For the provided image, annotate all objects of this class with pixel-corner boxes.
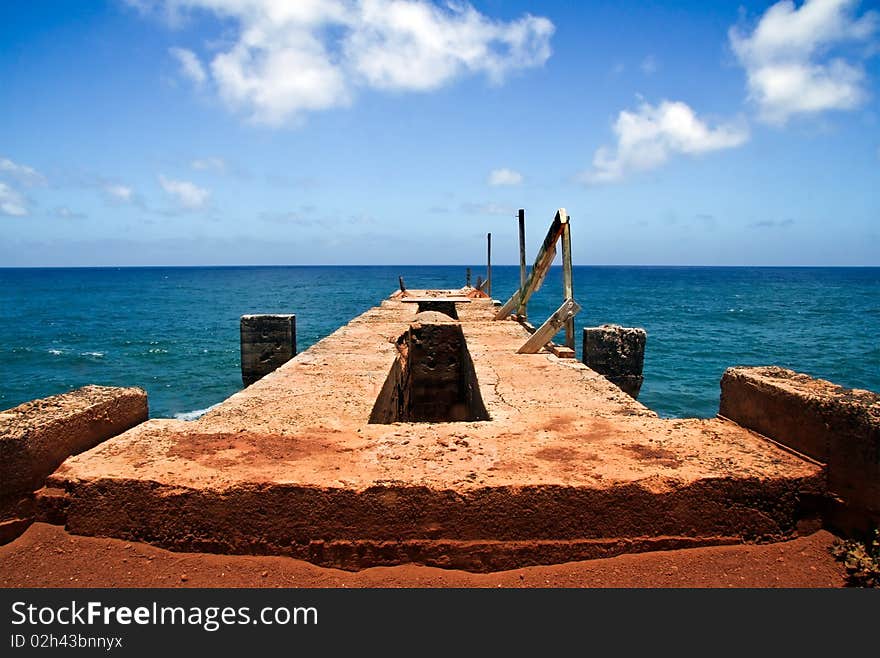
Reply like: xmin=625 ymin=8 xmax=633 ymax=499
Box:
xmin=830 ymin=529 xmax=880 ymax=588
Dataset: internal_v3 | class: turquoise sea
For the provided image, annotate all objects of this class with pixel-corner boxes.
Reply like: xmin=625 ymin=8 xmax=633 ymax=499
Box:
xmin=1 ymin=266 xmax=878 ymax=420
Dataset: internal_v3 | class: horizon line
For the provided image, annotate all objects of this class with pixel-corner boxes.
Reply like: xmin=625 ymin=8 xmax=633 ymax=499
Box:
xmin=2 ymin=263 xmax=879 ymax=270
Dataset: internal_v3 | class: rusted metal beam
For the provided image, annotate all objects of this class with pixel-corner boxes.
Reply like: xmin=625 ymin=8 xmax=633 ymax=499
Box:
xmin=517 ymin=297 xmax=581 ymax=354
xmin=486 ymin=232 xmax=492 ymax=297
xmin=494 ymin=208 xmax=568 ymax=320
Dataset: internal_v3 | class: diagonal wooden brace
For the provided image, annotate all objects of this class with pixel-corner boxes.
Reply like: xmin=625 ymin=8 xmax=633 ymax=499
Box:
xmin=517 ymin=298 xmax=582 ymax=354
xmin=494 ymin=209 xmax=568 ymax=320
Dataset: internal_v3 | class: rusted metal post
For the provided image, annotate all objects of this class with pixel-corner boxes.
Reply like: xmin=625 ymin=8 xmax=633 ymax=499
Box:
xmin=466 ymin=267 xmax=472 ymax=288
xmin=486 ymin=232 xmax=492 ymax=297
xmin=561 ymin=213 xmax=574 ymax=349
xmin=518 ymin=208 xmax=527 ymax=318
xmin=399 ymin=276 xmax=406 ymax=293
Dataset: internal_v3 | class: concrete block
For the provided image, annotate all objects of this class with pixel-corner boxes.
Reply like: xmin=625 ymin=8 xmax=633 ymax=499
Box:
xmin=720 ymin=366 xmax=880 ymax=532
xmin=0 ymin=385 xmax=148 ymax=499
xmin=240 ymin=314 xmax=296 ymax=386
xmin=582 ymin=325 xmax=647 ymax=398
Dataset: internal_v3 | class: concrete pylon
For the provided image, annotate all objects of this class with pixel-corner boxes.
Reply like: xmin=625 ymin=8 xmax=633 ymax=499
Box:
xmin=240 ymin=314 xmax=296 ymax=387
xmin=582 ymin=324 xmax=646 ymax=398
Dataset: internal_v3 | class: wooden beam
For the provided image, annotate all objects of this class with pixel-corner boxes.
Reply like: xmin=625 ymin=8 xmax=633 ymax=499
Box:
xmin=518 ymin=208 xmax=527 ymax=317
xmin=547 ymin=343 xmax=576 ymax=359
xmin=561 ymin=218 xmax=575 ymax=349
xmin=494 ymin=208 xmax=568 ymax=320
xmin=517 ymin=297 xmax=581 ymax=354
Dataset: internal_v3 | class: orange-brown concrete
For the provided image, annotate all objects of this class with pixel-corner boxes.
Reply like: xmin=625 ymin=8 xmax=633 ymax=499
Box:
xmin=41 ymin=291 xmax=825 ymax=571
xmin=721 ymin=366 xmax=880 ymax=532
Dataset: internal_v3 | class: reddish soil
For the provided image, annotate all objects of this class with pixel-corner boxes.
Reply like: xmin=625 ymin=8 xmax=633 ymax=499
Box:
xmin=0 ymin=523 xmax=845 ymax=588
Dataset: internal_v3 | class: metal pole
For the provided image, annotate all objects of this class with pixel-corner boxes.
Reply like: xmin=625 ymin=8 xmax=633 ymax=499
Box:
xmin=466 ymin=267 xmax=471 ymax=288
xmin=486 ymin=232 xmax=492 ymax=297
xmin=518 ymin=208 xmax=527 ymax=318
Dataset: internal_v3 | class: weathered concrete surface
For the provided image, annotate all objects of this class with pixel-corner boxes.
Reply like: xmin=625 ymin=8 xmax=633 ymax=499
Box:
xmin=582 ymin=325 xmax=647 ymax=398
xmin=720 ymin=366 xmax=880 ymax=532
xmin=1 ymin=385 xmax=148 ymax=497
xmin=41 ymin=293 xmax=823 ymax=572
xmin=0 ymin=386 xmax=147 ymax=543
xmin=240 ymin=314 xmax=296 ymax=386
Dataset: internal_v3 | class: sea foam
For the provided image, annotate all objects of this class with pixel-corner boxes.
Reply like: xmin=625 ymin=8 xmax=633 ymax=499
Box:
xmin=174 ymin=402 xmax=221 ymax=421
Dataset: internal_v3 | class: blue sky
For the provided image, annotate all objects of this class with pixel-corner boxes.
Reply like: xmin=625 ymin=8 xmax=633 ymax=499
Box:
xmin=1 ymin=0 xmax=878 ymax=266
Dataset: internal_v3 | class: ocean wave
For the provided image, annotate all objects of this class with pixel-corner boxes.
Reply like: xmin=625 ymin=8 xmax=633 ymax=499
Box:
xmin=48 ymin=349 xmax=64 ymax=355
xmin=173 ymin=402 xmax=221 ymax=421
xmin=81 ymin=351 xmax=105 ymax=358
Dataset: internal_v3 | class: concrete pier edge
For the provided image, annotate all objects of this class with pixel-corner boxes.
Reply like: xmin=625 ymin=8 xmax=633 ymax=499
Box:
xmin=0 ymin=385 xmax=148 ymax=543
xmin=720 ymin=365 xmax=880 ymax=534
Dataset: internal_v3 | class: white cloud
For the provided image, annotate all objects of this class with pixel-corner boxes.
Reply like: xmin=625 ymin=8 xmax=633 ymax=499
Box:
xmin=581 ymin=100 xmax=749 ymax=184
xmin=346 ymin=1 xmax=554 ymax=91
xmin=191 ymin=157 xmax=225 ymax=171
xmin=169 ymin=46 xmax=207 ymax=85
xmin=105 ymin=184 xmax=134 ymax=202
xmin=729 ymin=0 xmax=878 ymax=125
xmin=159 ymin=174 xmax=209 ymax=209
xmin=54 ymin=206 xmax=87 ymax=219
xmin=147 ymin=1 xmax=554 ymax=125
xmin=640 ymin=55 xmax=658 ymax=74
xmin=0 ymin=182 xmax=27 ymax=216
xmin=0 ymin=157 xmax=46 ymax=186
xmin=488 ymin=168 xmax=523 ymax=186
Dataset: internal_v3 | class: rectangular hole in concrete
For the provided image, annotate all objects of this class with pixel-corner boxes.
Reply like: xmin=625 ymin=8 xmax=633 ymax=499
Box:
xmin=415 ymin=299 xmax=458 ymax=320
xmin=369 ymin=318 xmax=489 ymax=423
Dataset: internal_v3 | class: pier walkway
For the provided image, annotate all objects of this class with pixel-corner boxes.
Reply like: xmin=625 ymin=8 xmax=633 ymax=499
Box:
xmin=41 ymin=290 xmax=823 ymax=571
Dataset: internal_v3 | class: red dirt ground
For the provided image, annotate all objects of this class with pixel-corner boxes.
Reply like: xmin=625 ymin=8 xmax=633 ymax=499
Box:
xmin=0 ymin=523 xmax=845 ymax=588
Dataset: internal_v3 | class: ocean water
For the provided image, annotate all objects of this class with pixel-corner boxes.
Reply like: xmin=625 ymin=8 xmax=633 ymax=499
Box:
xmin=1 ymin=266 xmax=877 ymax=420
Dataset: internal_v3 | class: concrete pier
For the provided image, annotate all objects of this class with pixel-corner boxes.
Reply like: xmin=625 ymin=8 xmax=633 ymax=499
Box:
xmin=0 ymin=385 xmax=147 ymax=542
xmin=582 ymin=325 xmax=647 ymax=398
xmin=720 ymin=366 xmax=880 ymax=533
xmin=37 ymin=292 xmax=824 ymax=572
xmin=240 ymin=314 xmax=296 ymax=387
